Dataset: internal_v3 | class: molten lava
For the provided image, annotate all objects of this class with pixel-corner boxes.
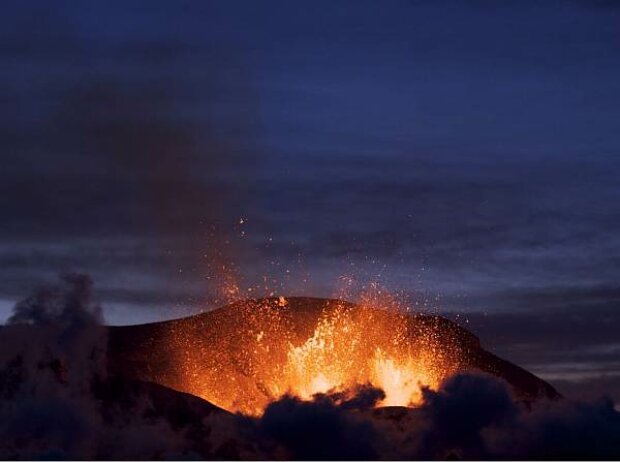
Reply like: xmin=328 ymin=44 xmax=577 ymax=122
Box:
xmin=161 ymin=297 xmax=464 ymax=415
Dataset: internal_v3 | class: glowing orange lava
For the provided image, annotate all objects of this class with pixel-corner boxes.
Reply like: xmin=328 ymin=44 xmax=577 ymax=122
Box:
xmin=162 ymin=297 xmax=464 ymax=416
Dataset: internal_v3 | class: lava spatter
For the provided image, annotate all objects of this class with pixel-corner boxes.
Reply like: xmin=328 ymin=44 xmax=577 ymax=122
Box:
xmin=159 ymin=297 xmax=464 ymax=415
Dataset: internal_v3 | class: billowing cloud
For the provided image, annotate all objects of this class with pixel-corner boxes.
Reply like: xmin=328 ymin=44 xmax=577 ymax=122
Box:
xmin=240 ymin=372 xmax=620 ymax=460
xmin=251 ymin=387 xmax=383 ymax=460
xmin=0 ymin=274 xmax=263 ymax=459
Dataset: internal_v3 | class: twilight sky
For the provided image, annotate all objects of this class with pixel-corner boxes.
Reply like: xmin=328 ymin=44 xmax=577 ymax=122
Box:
xmin=2 ymin=0 xmax=620 ymax=399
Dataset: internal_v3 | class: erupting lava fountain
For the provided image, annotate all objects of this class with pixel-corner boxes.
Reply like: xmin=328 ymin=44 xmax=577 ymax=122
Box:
xmin=108 ymin=297 xmax=558 ymax=415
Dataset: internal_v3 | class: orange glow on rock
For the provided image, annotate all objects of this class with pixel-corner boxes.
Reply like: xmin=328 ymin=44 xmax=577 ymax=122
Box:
xmin=159 ymin=297 xmax=465 ymax=416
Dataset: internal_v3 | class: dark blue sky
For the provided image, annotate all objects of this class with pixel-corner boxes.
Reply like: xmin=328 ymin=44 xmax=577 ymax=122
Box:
xmin=2 ymin=0 xmax=620 ymax=399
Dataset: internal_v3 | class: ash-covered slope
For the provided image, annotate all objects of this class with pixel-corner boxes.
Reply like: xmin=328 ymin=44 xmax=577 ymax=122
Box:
xmin=108 ymin=297 xmax=558 ymax=410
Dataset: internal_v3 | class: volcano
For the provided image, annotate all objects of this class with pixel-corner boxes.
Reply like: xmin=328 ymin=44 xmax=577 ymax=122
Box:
xmin=0 ymin=295 xmax=570 ymax=459
xmin=108 ymin=297 xmax=558 ymax=415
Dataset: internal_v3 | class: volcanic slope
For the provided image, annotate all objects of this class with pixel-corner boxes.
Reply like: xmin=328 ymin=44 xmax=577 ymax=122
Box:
xmin=108 ymin=297 xmax=558 ymax=414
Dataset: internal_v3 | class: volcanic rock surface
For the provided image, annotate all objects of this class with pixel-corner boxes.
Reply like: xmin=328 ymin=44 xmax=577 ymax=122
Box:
xmin=108 ymin=297 xmax=559 ymax=413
